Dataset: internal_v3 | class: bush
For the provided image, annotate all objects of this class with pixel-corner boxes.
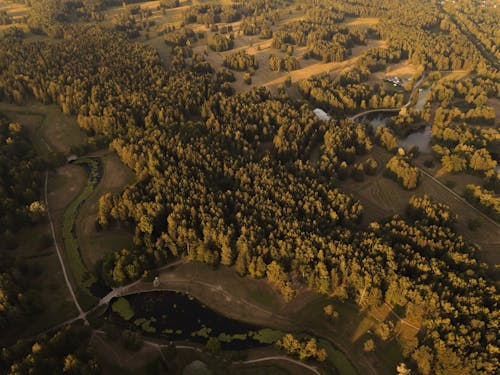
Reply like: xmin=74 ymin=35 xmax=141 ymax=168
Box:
xmin=363 ymin=338 xmax=375 ymax=352
xmin=467 ymin=218 xmax=482 ymax=231
xmin=243 ymin=73 xmax=252 ymax=85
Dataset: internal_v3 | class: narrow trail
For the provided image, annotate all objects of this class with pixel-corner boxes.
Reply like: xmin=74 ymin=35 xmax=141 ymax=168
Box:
xmin=138 ymin=334 xmax=321 ymax=375
xmin=44 ymin=171 xmax=86 ymax=320
xmin=239 ymin=356 xmax=320 ymax=375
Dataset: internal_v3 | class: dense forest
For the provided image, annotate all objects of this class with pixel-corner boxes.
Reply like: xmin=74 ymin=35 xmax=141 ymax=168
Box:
xmin=0 ymin=0 xmax=499 ymax=374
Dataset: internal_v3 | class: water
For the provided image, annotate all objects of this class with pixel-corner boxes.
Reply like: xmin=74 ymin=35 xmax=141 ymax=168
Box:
xmin=107 ymin=291 xmax=272 ymax=350
xmin=398 ymin=126 xmax=432 ymax=153
xmin=364 ymin=114 xmax=432 ymax=153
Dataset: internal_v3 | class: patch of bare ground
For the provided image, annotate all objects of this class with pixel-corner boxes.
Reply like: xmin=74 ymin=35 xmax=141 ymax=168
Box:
xmin=339 ymin=17 xmax=380 ymax=30
xmin=367 ymin=60 xmax=418 ymax=85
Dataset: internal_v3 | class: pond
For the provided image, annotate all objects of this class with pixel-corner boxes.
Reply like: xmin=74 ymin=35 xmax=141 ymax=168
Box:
xmin=363 ymin=114 xmax=432 ymax=153
xmin=106 ymin=291 xmax=285 ymax=350
xmin=398 ymin=125 xmax=432 ymax=153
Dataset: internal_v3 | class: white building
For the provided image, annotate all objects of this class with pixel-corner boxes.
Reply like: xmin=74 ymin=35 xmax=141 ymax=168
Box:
xmin=313 ymin=108 xmax=331 ymax=121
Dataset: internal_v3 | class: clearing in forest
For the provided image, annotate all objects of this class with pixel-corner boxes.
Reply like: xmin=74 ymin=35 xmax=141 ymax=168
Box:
xmin=77 ymin=152 xmax=135 ymax=270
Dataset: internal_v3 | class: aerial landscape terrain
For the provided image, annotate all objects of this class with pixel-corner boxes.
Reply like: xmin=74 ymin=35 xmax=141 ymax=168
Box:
xmin=0 ymin=0 xmax=499 ymax=374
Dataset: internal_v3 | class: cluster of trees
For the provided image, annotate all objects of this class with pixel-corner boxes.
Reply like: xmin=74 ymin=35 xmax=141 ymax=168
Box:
xmin=385 ymin=156 xmax=420 ymax=189
xmin=318 ymin=120 xmax=373 ymax=176
xmin=375 ymin=126 xmax=398 ymax=153
xmin=299 ymin=74 xmax=404 ymax=115
xmin=163 ymin=27 xmax=197 ymax=46
xmin=0 ymin=325 xmax=99 ymax=374
xmin=268 ymin=54 xmax=299 ymax=72
xmin=464 ymin=184 xmax=500 ymax=221
xmin=431 ymin=106 xmax=498 ymax=179
xmin=183 ymin=0 xmax=285 ymax=26
xmin=387 ymin=107 xmax=430 ymax=137
xmin=183 ymin=4 xmax=241 ymax=25
xmin=0 ymin=117 xmax=43 ymax=235
xmin=272 ymin=20 xmax=365 ymax=63
xmin=276 ymin=334 xmax=327 ymax=362
xmin=207 ymin=32 xmax=234 ymax=51
xmin=223 ymin=51 xmax=258 ymax=71
xmin=0 ymin=10 xmax=13 ymax=25
xmin=407 ymin=195 xmax=457 ymax=227
xmin=240 ymin=16 xmax=273 ymax=38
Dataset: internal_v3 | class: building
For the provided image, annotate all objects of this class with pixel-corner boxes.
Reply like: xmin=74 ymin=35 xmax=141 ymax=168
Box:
xmin=313 ymin=108 xmax=331 ymax=121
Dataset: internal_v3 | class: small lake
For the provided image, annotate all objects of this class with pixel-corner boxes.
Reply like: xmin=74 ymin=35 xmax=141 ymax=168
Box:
xmin=106 ymin=291 xmax=283 ymax=350
xmin=398 ymin=125 xmax=432 ymax=153
xmin=364 ymin=114 xmax=432 ymax=153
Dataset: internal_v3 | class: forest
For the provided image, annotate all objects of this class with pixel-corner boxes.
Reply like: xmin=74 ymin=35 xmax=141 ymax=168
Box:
xmin=0 ymin=0 xmax=499 ymax=374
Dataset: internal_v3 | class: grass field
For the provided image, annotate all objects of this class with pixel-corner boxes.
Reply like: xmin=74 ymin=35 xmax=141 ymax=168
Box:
xmin=0 ymin=102 xmax=87 ymax=155
xmin=0 ymin=0 xmax=29 ymax=35
xmin=77 ymin=152 xmax=135 ymax=270
xmin=339 ymin=17 xmax=379 ymax=30
xmin=0 ymin=224 xmax=78 ymax=345
xmin=338 ymin=146 xmax=500 ymax=266
xmin=60 ymin=158 xmax=101 ymax=309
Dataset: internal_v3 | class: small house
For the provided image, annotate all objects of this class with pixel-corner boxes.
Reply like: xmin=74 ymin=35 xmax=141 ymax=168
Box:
xmin=313 ymin=108 xmax=331 ymax=121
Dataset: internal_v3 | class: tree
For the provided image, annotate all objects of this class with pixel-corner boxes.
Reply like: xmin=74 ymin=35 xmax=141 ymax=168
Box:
xmin=363 ymin=339 xmax=375 ymax=352
xmin=396 ymin=363 xmax=412 ymax=375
